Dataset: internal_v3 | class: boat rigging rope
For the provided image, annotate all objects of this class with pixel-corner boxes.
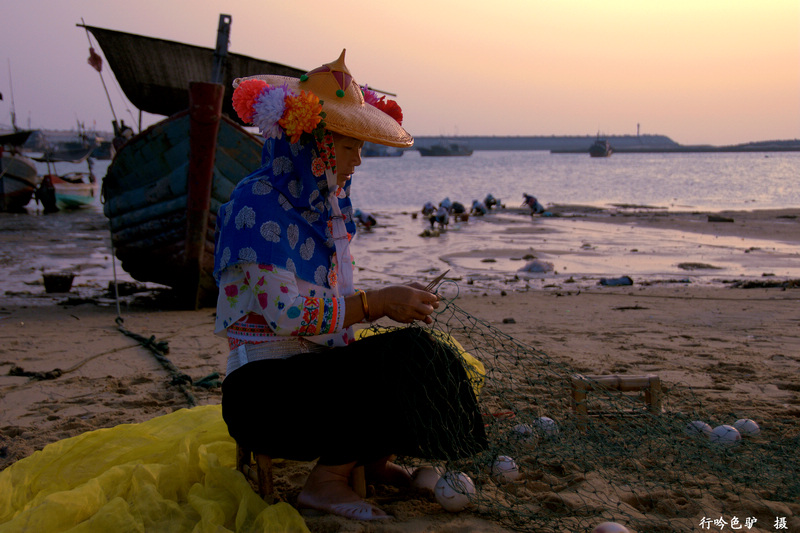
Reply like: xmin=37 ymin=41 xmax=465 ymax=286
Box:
xmin=81 ymin=19 xmax=118 ymax=127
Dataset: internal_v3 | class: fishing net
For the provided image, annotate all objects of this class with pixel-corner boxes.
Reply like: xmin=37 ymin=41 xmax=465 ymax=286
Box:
xmin=366 ymin=283 xmax=799 ymax=532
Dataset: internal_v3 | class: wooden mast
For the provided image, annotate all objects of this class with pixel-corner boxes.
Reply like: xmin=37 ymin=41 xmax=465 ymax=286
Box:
xmin=183 ymin=14 xmax=230 ymax=309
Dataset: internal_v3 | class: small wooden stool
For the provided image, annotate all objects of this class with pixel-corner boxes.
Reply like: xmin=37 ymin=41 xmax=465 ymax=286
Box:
xmin=236 ymin=444 xmax=367 ymax=503
xmin=570 ymin=374 xmax=662 ymax=430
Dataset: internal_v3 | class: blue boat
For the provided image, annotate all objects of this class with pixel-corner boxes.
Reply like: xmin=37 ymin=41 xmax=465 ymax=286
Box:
xmin=102 ymin=111 xmax=262 ymax=305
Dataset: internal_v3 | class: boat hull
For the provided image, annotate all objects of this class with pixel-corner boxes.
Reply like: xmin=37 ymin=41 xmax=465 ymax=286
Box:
xmin=589 ymin=140 xmax=613 ymax=157
xmin=0 ymin=153 xmax=40 ymax=212
xmin=418 ymin=143 xmax=473 ymax=156
xmin=103 ymin=111 xmax=262 ymax=306
xmin=362 ymin=142 xmax=404 ymax=157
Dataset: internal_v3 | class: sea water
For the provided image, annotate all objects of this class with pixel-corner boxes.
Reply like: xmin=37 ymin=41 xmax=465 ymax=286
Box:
xmin=351 ymin=150 xmax=800 ymax=213
xmin=32 ymin=150 xmax=798 ymax=214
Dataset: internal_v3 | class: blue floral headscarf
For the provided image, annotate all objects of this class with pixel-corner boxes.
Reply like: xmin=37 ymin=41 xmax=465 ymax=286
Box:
xmin=214 ymin=133 xmax=357 ymax=293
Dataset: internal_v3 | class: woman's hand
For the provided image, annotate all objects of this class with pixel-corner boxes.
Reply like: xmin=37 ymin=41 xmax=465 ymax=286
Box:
xmin=372 ymin=285 xmax=440 ymax=324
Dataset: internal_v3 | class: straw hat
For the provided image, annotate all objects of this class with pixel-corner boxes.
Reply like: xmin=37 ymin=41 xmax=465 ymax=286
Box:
xmin=233 ymin=50 xmax=413 ymax=148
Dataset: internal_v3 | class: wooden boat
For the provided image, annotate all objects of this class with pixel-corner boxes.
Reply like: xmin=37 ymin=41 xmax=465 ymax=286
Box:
xmin=102 ymin=110 xmax=262 ymax=306
xmin=418 ymin=141 xmax=473 ymax=156
xmin=589 ymin=138 xmax=613 ymax=157
xmin=91 ymin=141 xmax=113 ymax=160
xmin=0 ymin=131 xmax=41 ymax=212
xmin=81 ymin=15 xmax=305 ymax=307
xmin=33 ymin=142 xmax=98 ymax=210
xmin=50 ymin=172 xmax=98 ymax=209
xmin=362 ymin=142 xmax=404 ymax=157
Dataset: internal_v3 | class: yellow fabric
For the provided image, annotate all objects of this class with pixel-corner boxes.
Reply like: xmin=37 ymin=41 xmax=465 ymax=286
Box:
xmin=0 ymin=405 xmax=309 ymax=533
xmin=355 ymin=327 xmax=486 ymax=398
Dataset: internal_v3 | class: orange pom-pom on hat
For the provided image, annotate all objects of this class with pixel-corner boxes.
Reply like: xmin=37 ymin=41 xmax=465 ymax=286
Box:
xmin=280 ymin=91 xmax=324 ymax=144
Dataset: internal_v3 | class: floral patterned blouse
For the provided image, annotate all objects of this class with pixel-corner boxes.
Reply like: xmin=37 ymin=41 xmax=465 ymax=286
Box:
xmin=215 ymin=262 xmax=353 ymax=349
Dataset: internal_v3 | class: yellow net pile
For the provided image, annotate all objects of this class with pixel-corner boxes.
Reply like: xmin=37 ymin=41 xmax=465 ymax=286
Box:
xmin=0 ymin=404 xmax=307 ymax=533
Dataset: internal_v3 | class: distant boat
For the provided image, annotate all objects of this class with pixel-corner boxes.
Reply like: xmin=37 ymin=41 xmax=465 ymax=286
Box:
xmin=418 ymin=141 xmax=473 ymax=157
xmin=36 ymin=171 xmax=98 ymax=211
xmin=33 ymin=142 xmax=99 ymax=211
xmin=362 ymin=142 xmax=403 ymax=157
xmin=43 ymin=141 xmax=98 ymax=162
xmin=0 ymin=130 xmax=41 ymax=212
xmin=80 ymin=15 xmax=299 ymax=307
xmin=589 ymin=138 xmax=613 ymax=157
xmin=51 ymin=172 xmax=98 ymax=209
xmin=91 ymin=141 xmax=114 ymax=160
xmin=33 ymin=136 xmax=98 ymax=165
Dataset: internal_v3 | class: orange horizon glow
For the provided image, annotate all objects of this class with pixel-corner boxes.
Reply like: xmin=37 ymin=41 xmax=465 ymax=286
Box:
xmin=1 ymin=0 xmax=797 ymax=146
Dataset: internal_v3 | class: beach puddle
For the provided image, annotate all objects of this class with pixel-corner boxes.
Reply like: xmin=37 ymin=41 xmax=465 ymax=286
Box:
xmin=0 ymin=210 xmax=141 ymax=299
xmin=536 ymin=219 xmax=800 ymax=279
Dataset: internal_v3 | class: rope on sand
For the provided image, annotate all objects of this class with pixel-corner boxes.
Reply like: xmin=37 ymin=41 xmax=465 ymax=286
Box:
xmin=106 ymin=241 xmax=221 ymax=407
xmin=114 ymin=316 xmax=198 ymax=407
xmin=5 ymin=322 xmax=221 ymax=404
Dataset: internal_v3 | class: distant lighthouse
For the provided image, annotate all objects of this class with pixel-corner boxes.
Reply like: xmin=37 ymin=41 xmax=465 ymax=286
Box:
xmin=637 ymin=123 xmax=640 ymax=137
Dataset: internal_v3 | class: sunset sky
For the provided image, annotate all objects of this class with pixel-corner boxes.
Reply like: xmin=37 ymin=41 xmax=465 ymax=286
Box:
xmin=2 ymin=0 xmax=798 ymax=146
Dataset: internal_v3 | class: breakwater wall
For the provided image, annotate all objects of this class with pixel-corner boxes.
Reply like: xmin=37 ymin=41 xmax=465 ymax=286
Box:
xmin=412 ymin=135 xmax=800 ymax=153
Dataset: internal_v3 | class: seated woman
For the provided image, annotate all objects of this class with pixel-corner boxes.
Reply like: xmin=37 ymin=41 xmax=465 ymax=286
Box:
xmin=214 ymin=50 xmax=487 ymax=521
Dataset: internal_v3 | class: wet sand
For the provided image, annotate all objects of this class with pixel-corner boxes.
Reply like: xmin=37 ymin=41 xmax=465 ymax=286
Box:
xmin=354 ymin=204 xmax=800 ymax=292
xmin=1 ymin=204 xmax=798 ymax=301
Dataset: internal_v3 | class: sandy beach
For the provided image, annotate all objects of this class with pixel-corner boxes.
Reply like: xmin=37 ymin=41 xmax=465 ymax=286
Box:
xmin=1 ymin=205 xmax=798 ymax=532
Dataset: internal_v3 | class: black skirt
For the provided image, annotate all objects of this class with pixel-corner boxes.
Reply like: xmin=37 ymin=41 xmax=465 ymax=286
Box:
xmin=221 ymin=327 xmax=487 ymax=465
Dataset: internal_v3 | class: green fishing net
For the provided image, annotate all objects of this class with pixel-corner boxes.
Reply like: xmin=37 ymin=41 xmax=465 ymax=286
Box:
xmin=365 ymin=290 xmax=799 ymax=532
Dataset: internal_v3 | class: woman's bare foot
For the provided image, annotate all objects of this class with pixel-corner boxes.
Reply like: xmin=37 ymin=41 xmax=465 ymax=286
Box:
xmin=364 ymin=456 xmax=413 ymax=487
xmin=297 ymin=462 xmax=389 ymax=520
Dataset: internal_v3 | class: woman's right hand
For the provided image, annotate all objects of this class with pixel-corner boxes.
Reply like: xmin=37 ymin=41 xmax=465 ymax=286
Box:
xmin=372 ymin=285 xmax=440 ymax=324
